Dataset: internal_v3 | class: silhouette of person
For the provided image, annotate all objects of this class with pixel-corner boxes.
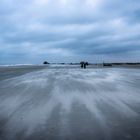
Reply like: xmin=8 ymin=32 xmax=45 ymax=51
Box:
xmin=84 ymin=63 xmax=86 ymax=69
xmin=80 ymin=61 xmax=84 ymax=68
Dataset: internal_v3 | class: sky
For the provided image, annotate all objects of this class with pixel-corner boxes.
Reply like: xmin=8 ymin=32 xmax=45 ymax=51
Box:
xmin=0 ymin=0 xmax=140 ymax=64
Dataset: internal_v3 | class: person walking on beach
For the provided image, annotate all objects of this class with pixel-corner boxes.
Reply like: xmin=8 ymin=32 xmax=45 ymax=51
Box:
xmin=84 ymin=63 xmax=86 ymax=69
xmin=80 ymin=61 xmax=84 ymax=68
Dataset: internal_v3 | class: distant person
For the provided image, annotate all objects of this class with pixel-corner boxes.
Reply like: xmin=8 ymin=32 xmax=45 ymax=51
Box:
xmin=80 ymin=61 xmax=84 ymax=68
xmin=84 ymin=63 xmax=86 ymax=69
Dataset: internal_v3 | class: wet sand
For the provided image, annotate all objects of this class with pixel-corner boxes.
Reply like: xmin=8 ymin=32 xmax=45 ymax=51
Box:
xmin=0 ymin=65 xmax=140 ymax=140
xmin=0 ymin=65 xmax=46 ymax=81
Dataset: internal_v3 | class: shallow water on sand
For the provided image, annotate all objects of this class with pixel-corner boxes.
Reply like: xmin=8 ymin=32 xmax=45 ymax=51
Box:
xmin=0 ymin=66 xmax=140 ymax=140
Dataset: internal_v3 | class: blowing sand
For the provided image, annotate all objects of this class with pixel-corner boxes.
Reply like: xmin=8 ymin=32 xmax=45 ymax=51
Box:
xmin=0 ymin=65 xmax=140 ymax=140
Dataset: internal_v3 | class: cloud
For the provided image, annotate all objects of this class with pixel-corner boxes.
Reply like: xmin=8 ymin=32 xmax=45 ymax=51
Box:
xmin=0 ymin=0 xmax=140 ymax=64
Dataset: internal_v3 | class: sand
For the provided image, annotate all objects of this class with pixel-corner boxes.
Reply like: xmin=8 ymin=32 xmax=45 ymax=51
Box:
xmin=0 ymin=65 xmax=140 ymax=140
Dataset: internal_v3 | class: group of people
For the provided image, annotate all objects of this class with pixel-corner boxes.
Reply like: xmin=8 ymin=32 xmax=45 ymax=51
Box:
xmin=80 ymin=61 xmax=88 ymax=69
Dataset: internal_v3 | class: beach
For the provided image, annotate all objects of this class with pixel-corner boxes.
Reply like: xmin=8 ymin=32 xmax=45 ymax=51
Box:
xmin=0 ymin=65 xmax=140 ymax=140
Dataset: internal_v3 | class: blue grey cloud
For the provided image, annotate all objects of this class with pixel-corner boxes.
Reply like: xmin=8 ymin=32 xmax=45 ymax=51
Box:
xmin=0 ymin=0 xmax=140 ymax=64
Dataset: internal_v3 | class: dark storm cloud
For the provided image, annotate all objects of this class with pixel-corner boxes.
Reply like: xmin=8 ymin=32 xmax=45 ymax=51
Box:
xmin=0 ymin=0 xmax=140 ymax=64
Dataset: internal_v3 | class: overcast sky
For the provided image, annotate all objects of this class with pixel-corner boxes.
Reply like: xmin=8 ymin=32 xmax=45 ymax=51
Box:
xmin=0 ymin=0 xmax=140 ymax=64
